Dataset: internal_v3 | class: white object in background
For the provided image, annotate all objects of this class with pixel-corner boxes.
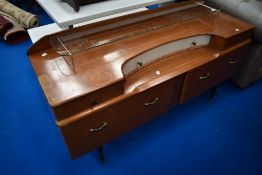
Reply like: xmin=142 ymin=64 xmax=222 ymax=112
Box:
xmin=28 ymin=8 xmax=148 ymax=43
xmin=28 ymin=23 xmax=62 ymax=43
xmin=36 ymin=0 xmax=173 ymax=28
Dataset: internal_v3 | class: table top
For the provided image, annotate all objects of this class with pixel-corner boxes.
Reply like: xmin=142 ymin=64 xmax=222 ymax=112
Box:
xmin=27 ymin=2 xmax=253 ymax=107
xmin=36 ymin=0 xmax=173 ymax=28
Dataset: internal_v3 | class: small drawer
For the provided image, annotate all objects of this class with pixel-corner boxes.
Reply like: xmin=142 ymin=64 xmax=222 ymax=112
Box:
xmin=218 ymin=44 xmax=249 ymax=79
xmin=180 ymin=59 xmax=219 ymax=103
xmin=217 ymin=42 xmax=250 ymax=85
xmin=52 ymin=80 xmax=124 ymax=120
xmin=60 ymin=79 xmax=176 ymax=159
xmin=226 ymin=31 xmax=252 ymax=48
xmin=209 ymin=30 xmax=252 ymax=50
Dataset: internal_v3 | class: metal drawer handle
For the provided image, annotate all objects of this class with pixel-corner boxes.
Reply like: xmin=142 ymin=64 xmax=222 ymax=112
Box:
xmin=199 ymin=73 xmax=210 ymax=80
xmin=144 ymin=98 xmax=159 ymax=106
xmin=90 ymin=122 xmax=107 ymax=132
xmin=237 ymin=36 xmax=243 ymax=42
xmin=137 ymin=61 xmax=143 ymax=68
xmin=192 ymin=41 xmax=197 ymax=46
xmin=90 ymin=98 xmax=97 ymax=106
xmin=229 ymin=58 xmax=239 ymax=64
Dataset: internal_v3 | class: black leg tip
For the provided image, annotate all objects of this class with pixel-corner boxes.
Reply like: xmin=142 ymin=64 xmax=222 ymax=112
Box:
xmin=97 ymin=146 xmax=105 ymax=163
xmin=99 ymin=157 xmax=105 ymax=163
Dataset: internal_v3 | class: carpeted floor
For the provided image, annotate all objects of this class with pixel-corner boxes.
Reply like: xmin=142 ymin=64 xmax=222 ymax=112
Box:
xmin=0 ymin=7 xmax=261 ymax=175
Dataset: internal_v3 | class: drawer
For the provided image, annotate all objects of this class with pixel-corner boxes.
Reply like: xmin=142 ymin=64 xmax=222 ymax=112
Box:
xmin=226 ymin=30 xmax=252 ymax=49
xmin=219 ymin=45 xmax=249 ymax=78
xmin=180 ymin=44 xmax=248 ymax=103
xmin=60 ymin=79 xmax=176 ymax=159
xmin=210 ymin=30 xmax=252 ymax=50
xmin=52 ymin=80 xmax=124 ymax=120
xmin=180 ymin=59 xmax=220 ymax=103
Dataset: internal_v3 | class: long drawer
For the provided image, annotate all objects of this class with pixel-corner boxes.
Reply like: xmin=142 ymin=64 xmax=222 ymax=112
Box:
xmin=60 ymin=78 xmax=179 ymax=159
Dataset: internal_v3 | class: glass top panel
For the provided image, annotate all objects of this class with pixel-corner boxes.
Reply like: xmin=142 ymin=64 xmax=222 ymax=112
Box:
xmin=50 ymin=2 xmax=219 ymax=56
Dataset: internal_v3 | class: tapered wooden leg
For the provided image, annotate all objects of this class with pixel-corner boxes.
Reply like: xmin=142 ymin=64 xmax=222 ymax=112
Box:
xmin=209 ymin=86 xmax=217 ymax=100
xmin=97 ymin=146 xmax=105 ymax=163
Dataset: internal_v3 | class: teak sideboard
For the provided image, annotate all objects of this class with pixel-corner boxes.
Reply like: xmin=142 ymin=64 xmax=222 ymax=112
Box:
xmin=27 ymin=1 xmax=254 ymax=160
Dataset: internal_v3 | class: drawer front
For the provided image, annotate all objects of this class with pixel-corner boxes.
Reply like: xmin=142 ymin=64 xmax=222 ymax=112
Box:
xmin=53 ymin=81 xmax=124 ymax=120
xmin=180 ymin=45 xmax=248 ymax=103
xmin=210 ymin=31 xmax=252 ymax=50
xmin=60 ymin=79 xmax=176 ymax=159
xmin=180 ymin=59 xmax=220 ymax=103
xmin=226 ymin=31 xmax=252 ymax=49
xmin=219 ymin=45 xmax=249 ymax=78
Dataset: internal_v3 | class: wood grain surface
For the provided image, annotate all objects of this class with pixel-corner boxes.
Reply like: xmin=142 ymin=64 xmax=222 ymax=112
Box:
xmin=27 ymin=1 xmax=254 ymax=159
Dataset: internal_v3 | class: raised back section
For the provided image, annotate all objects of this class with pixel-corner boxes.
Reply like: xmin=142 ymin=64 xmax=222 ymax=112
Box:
xmin=48 ymin=1 xmax=214 ymax=56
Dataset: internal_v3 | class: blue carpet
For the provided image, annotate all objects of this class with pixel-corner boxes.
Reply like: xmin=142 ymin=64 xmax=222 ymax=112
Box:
xmin=0 ymin=8 xmax=262 ymax=175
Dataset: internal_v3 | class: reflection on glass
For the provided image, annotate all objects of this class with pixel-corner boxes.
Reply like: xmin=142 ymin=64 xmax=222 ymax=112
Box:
xmin=50 ymin=2 xmax=219 ymax=56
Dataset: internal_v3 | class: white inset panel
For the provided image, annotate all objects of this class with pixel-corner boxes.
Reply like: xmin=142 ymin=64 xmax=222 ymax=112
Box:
xmin=122 ymin=34 xmax=211 ymax=75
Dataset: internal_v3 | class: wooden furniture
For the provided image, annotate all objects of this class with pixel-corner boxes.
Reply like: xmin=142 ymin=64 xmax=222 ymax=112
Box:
xmin=62 ymin=0 xmax=108 ymax=12
xmin=27 ymin=1 xmax=254 ymax=160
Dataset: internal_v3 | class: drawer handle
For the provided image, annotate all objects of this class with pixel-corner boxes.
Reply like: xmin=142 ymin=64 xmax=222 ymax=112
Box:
xmin=137 ymin=61 xmax=143 ymax=68
xmin=90 ymin=122 xmax=107 ymax=132
xmin=90 ymin=98 xmax=97 ymax=106
xmin=199 ymin=73 xmax=210 ymax=80
xmin=229 ymin=58 xmax=239 ymax=64
xmin=237 ymin=36 xmax=243 ymax=42
xmin=144 ymin=98 xmax=159 ymax=106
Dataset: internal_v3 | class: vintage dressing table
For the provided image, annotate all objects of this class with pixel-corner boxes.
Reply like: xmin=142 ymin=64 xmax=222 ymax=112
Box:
xmin=27 ymin=1 xmax=254 ymax=161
